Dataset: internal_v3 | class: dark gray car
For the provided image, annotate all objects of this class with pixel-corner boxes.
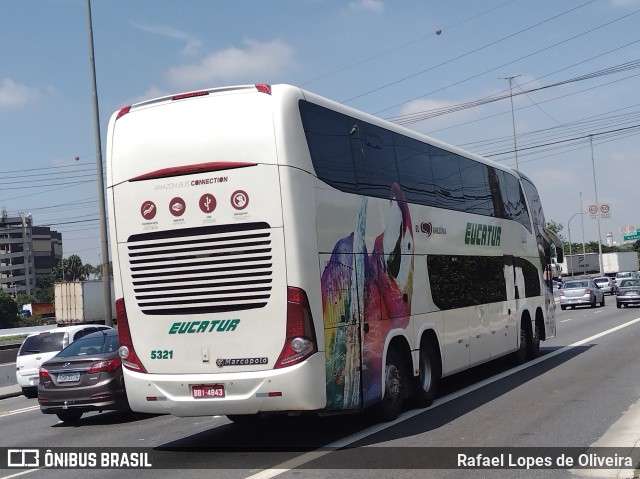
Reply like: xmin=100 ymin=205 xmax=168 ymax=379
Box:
xmin=616 ymin=279 xmax=640 ymax=309
xmin=38 ymin=329 xmax=129 ymax=422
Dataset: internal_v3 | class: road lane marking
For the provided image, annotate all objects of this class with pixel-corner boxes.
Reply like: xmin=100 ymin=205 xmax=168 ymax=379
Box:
xmin=561 ymin=319 xmax=573 ymax=322
xmin=0 ymin=470 xmax=40 ymax=479
xmin=0 ymin=405 xmax=40 ymax=417
xmin=244 ymin=315 xmax=640 ymax=479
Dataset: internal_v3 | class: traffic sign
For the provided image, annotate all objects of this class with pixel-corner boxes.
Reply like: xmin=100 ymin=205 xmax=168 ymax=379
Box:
xmin=623 ymin=233 xmax=640 ymax=241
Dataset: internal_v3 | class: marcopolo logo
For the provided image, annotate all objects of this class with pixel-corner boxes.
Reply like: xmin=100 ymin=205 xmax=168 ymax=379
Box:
xmin=216 ymin=357 xmax=268 ymax=368
xmin=168 ymin=319 xmax=240 ymax=334
xmin=464 ymin=222 xmax=501 ymax=247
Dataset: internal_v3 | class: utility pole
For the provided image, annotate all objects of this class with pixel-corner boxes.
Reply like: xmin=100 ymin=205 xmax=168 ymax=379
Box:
xmin=502 ymin=75 xmax=521 ymax=170
xmin=86 ymin=0 xmax=112 ymax=326
xmin=590 ymin=135 xmax=604 ymax=276
xmin=579 ymin=192 xmax=587 ymax=276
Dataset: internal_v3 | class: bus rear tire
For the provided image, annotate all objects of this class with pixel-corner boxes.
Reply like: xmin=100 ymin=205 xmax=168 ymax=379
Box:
xmin=370 ymin=348 xmax=405 ymax=422
xmin=412 ymin=340 xmax=440 ymax=408
xmin=227 ymin=414 xmax=261 ymax=424
xmin=527 ymin=319 xmax=541 ymax=360
xmin=512 ymin=320 xmax=530 ymax=365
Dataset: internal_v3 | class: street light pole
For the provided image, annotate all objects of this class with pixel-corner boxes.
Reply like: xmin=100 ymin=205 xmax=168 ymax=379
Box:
xmin=502 ymin=75 xmax=521 ymax=170
xmin=568 ymin=212 xmax=584 ymax=279
xmin=590 ymin=135 xmax=604 ymax=276
xmin=86 ymin=0 xmax=112 ymax=327
xmin=579 ymin=192 xmax=586 ymax=276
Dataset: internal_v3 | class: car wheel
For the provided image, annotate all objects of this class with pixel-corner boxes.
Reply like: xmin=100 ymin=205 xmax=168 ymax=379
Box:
xmin=560 ymin=305 xmax=567 ymax=310
xmin=412 ymin=339 xmax=441 ymax=408
xmin=571 ymin=305 xmax=576 ymax=309
xmin=56 ymin=411 xmax=83 ymax=423
xmin=600 ymin=296 xmax=605 ymax=307
xmin=370 ymin=347 xmax=405 ymax=422
xmin=22 ymin=387 xmax=38 ymax=399
xmin=590 ymin=296 xmax=596 ymax=308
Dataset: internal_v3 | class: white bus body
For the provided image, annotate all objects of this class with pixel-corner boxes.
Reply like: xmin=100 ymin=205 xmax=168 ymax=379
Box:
xmin=107 ymin=84 xmax=560 ymax=419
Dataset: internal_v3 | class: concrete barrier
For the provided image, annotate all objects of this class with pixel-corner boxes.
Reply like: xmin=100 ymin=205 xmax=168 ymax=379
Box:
xmin=0 ymin=344 xmax=19 ymax=364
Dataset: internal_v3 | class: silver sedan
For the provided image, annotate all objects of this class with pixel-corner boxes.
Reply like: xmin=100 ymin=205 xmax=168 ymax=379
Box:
xmin=559 ymin=279 xmax=605 ymax=310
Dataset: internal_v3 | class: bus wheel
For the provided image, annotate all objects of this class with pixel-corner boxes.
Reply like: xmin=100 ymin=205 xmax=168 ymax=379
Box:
xmin=512 ymin=320 xmax=529 ymax=365
xmin=371 ymin=348 xmax=405 ymax=422
xmin=412 ymin=341 xmax=440 ymax=408
xmin=227 ymin=414 xmax=261 ymax=424
xmin=527 ymin=319 xmax=541 ymax=360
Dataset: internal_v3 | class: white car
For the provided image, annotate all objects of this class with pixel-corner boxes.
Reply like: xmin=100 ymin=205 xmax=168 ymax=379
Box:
xmin=16 ymin=325 xmax=113 ymax=398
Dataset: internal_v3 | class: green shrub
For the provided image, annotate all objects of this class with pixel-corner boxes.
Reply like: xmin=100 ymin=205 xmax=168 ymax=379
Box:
xmin=0 ymin=291 xmax=19 ymax=328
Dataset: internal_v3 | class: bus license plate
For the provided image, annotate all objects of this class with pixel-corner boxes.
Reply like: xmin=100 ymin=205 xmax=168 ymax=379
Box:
xmin=191 ymin=384 xmax=225 ymax=399
xmin=58 ymin=373 xmax=80 ymax=383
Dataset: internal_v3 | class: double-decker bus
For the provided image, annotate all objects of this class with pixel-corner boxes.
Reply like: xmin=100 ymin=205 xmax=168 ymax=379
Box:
xmin=106 ymin=84 xmax=562 ymax=421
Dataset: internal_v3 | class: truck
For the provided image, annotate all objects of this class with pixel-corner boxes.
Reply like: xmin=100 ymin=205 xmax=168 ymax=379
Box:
xmin=560 ymin=252 xmax=639 ymax=277
xmin=54 ymin=280 xmax=116 ymax=325
xmin=19 ymin=302 xmax=55 ymax=318
xmin=602 ymin=252 xmax=639 ymax=275
xmin=561 ymin=252 xmax=600 ymax=276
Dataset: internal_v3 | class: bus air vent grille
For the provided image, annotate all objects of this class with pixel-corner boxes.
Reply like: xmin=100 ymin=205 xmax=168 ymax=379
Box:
xmin=126 ymin=222 xmax=272 ymax=315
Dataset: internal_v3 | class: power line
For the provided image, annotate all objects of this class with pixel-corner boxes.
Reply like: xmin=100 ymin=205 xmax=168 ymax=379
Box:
xmin=342 ymin=0 xmax=598 ymax=105
xmin=371 ymin=6 xmax=640 ymax=116
xmin=300 ymin=0 xmax=520 ymax=87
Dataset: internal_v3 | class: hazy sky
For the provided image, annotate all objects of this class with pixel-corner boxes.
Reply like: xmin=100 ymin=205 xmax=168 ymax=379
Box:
xmin=2 ymin=0 xmax=639 ymax=265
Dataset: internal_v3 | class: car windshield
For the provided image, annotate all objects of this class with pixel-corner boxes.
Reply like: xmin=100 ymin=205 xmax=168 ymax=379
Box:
xmin=617 ymin=273 xmax=631 ymax=279
xmin=620 ymin=280 xmax=640 ymax=288
xmin=56 ymin=332 xmax=119 ymax=358
xmin=18 ymin=332 xmax=65 ymax=356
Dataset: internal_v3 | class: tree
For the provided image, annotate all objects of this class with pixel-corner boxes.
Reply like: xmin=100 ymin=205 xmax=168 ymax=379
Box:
xmin=36 ymin=275 xmax=55 ymax=303
xmin=88 ymin=262 xmax=113 ymax=280
xmin=52 ymin=255 xmax=90 ymax=282
xmin=0 ymin=291 xmax=19 ymax=328
xmin=546 ymin=219 xmax=564 ymax=240
xmin=15 ymin=293 xmax=38 ymax=309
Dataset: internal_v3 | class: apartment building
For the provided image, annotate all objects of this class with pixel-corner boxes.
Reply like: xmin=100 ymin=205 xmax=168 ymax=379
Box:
xmin=0 ymin=211 xmax=62 ymax=297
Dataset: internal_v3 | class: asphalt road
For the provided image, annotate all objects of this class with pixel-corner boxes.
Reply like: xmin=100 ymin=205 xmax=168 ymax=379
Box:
xmin=1 ymin=298 xmax=640 ymax=479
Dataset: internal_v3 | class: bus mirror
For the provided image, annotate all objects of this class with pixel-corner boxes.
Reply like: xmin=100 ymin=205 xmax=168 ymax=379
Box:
xmin=556 ymin=247 xmax=564 ymax=263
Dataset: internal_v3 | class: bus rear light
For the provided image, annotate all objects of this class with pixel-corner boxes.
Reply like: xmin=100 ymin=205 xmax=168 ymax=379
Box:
xmin=172 ymin=90 xmax=209 ymax=101
xmin=116 ymin=299 xmax=148 ymax=373
xmin=274 ymin=287 xmax=317 ymax=369
xmin=255 ymin=84 xmax=271 ymax=95
xmin=116 ymin=105 xmax=131 ymax=120
xmin=129 ymin=161 xmax=256 ymax=182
